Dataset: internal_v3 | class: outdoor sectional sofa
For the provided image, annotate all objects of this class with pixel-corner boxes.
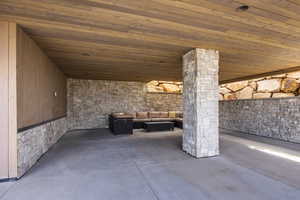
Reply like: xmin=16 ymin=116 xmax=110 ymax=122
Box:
xmin=109 ymin=111 xmax=183 ymax=135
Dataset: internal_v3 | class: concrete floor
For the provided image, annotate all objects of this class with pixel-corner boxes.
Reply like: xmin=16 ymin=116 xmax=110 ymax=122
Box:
xmin=1 ymin=128 xmax=300 ymax=200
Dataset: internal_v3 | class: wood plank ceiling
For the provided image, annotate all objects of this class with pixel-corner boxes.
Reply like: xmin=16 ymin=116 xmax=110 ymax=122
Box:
xmin=1 ymin=0 xmax=300 ymax=82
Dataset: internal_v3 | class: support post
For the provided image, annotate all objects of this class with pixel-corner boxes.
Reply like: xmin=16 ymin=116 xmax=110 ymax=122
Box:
xmin=182 ymin=48 xmax=219 ymax=158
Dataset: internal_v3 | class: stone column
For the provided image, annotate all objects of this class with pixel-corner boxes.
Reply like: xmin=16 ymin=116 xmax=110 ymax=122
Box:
xmin=182 ymin=49 xmax=219 ymax=158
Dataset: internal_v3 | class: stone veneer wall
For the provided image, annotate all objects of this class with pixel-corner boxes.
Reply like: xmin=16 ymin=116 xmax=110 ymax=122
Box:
xmin=68 ymin=78 xmax=300 ymax=143
xmin=220 ymin=97 xmax=300 ymax=143
xmin=220 ymin=71 xmax=300 ymax=100
xmin=17 ymin=118 xmax=67 ymax=177
xmin=147 ymin=71 xmax=300 ymax=101
xmin=67 ymin=79 xmax=182 ymax=130
xmin=147 ymin=81 xmax=183 ymax=93
xmin=145 ymin=93 xmax=182 ymax=112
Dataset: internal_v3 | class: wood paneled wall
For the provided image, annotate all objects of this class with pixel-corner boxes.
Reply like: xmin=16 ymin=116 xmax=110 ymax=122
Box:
xmin=17 ymin=28 xmax=67 ymax=129
xmin=0 ymin=21 xmax=65 ymax=179
xmin=0 ymin=21 xmax=17 ymax=179
xmin=0 ymin=21 xmax=10 ymax=179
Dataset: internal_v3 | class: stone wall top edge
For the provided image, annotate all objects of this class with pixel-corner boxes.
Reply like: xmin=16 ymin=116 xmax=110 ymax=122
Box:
xmin=18 ymin=116 xmax=67 ymax=134
xmin=147 ymin=92 xmax=182 ymax=95
xmin=67 ymin=78 xmax=146 ymax=84
xmin=220 ymin=96 xmax=300 ymax=103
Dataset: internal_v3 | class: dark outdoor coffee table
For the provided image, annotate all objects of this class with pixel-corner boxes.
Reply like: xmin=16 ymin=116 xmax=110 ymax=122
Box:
xmin=144 ymin=121 xmax=175 ymax=132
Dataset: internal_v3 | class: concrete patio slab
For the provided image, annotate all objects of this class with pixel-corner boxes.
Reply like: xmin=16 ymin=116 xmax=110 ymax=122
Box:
xmin=0 ymin=128 xmax=299 ymax=200
xmin=0 ymin=181 xmax=14 ymax=199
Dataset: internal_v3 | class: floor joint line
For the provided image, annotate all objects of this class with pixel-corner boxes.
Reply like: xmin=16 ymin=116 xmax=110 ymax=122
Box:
xmin=133 ymin=161 xmax=160 ymax=200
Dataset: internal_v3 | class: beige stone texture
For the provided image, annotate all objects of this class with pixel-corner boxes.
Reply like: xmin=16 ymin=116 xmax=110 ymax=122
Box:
xmin=158 ymin=81 xmax=175 ymax=84
xmin=219 ymin=87 xmax=231 ymax=95
xmin=253 ymin=93 xmax=272 ymax=99
xmin=148 ymin=85 xmax=164 ymax=93
xmin=287 ymin=71 xmax=300 ymax=79
xmin=281 ymin=78 xmax=300 ymax=93
xmin=257 ymin=79 xmax=281 ymax=92
xmin=226 ymin=81 xmax=248 ymax=92
xmin=146 ymin=81 xmax=183 ymax=93
xmin=148 ymin=71 xmax=300 ymax=100
xmin=148 ymin=80 xmax=159 ymax=86
xmin=272 ymin=74 xmax=286 ymax=78
xmin=160 ymin=83 xmax=180 ymax=93
xmin=272 ymin=93 xmax=295 ymax=98
xmin=249 ymin=81 xmax=257 ymax=90
xmin=251 ymin=77 xmax=265 ymax=82
xmin=224 ymin=93 xmax=237 ymax=100
xmin=236 ymin=86 xmax=253 ymax=99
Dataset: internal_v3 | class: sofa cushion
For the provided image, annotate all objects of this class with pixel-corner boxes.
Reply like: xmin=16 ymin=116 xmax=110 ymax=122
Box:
xmin=175 ymin=111 xmax=183 ymax=118
xmin=168 ymin=111 xmax=176 ymax=118
xmin=160 ymin=112 xmax=169 ymax=118
xmin=136 ymin=112 xmax=149 ymax=119
xmin=149 ymin=111 xmax=160 ymax=118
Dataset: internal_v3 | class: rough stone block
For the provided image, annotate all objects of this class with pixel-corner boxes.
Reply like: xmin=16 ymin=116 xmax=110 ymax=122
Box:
xmin=219 ymin=87 xmax=231 ymax=95
xmin=224 ymin=93 xmax=237 ymax=100
xmin=249 ymin=81 xmax=257 ymax=90
xmin=281 ymin=78 xmax=300 ymax=93
xmin=160 ymin=83 xmax=180 ymax=93
xmin=271 ymin=74 xmax=286 ymax=78
xmin=236 ymin=86 xmax=253 ymax=99
xmin=272 ymin=93 xmax=295 ymax=98
xmin=148 ymin=85 xmax=164 ymax=93
xmin=225 ymin=81 xmax=248 ymax=92
xmin=147 ymin=80 xmax=159 ymax=86
xmin=287 ymin=71 xmax=300 ymax=79
xmin=257 ymin=79 xmax=281 ymax=92
xmin=253 ymin=93 xmax=272 ymax=99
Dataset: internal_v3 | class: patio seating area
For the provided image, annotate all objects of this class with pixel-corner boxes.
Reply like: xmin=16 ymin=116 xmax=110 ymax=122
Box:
xmin=109 ymin=111 xmax=183 ymax=134
xmin=1 ymin=2 xmax=300 ymax=199
xmin=0 ymin=128 xmax=299 ymax=200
